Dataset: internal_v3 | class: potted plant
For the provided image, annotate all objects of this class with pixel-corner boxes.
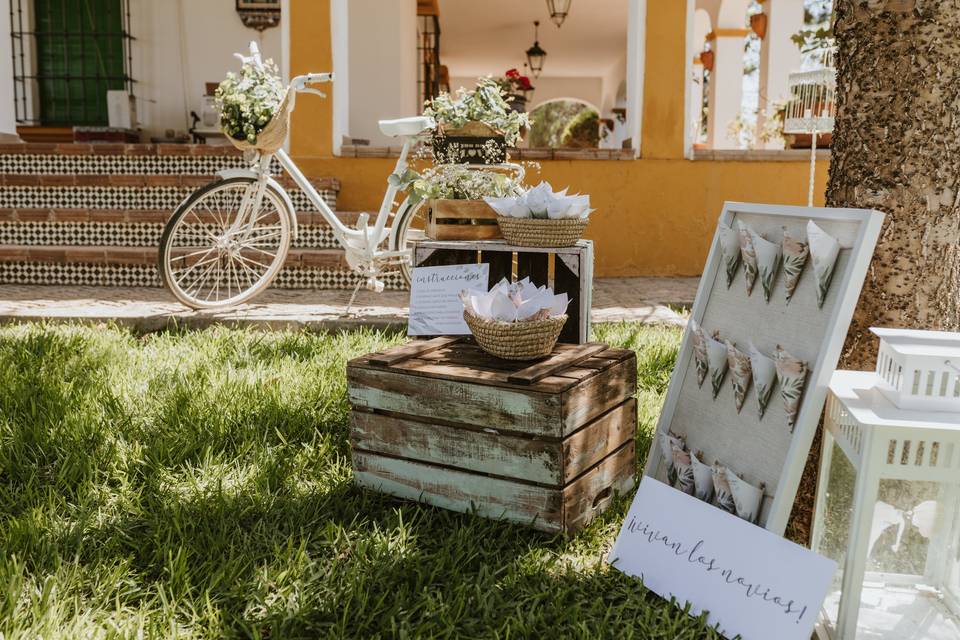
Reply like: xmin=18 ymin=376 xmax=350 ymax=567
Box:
xmin=495 ymin=68 xmax=534 ymax=114
xmin=216 ymin=57 xmax=288 ymax=153
xmin=424 ymin=78 xmax=531 ymax=164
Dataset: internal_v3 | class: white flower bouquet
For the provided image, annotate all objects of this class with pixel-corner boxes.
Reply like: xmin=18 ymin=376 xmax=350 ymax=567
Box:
xmin=483 ymin=182 xmax=594 ymax=248
xmin=216 ymin=58 xmax=287 ymax=152
xmin=460 ymin=278 xmax=570 ymax=360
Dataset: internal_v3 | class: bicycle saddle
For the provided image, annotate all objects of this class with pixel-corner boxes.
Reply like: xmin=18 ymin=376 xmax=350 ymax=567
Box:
xmin=378 ymin=116 xmax=435 ymax=137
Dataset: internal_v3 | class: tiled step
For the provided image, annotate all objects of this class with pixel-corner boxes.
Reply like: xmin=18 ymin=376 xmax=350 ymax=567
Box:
xmin=0 ymin=209 xmax=366 ymax=250
xmin=0 ymin=143 xmax=278 ymax=176
xmin=0 ymin=245 xmax=350 ymax=269
xmin=0 ymin=244 xmax=406 ymax=290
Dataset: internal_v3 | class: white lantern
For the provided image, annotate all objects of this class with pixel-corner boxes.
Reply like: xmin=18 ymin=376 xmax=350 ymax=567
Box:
xmin=813 ymin=328 xmax=960 ymax=639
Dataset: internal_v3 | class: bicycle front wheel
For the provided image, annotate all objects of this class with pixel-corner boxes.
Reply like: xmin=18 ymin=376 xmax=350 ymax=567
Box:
xmin=159 ymin=177 xmax=293 ymax=309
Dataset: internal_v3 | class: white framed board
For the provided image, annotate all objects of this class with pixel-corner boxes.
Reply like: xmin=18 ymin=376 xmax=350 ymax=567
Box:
xmin=642 ymin=202 xmax=884 ymax=534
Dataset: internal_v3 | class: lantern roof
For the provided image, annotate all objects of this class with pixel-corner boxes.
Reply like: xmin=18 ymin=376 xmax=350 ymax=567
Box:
xmin=831 ymin=370 xmax=960 ymax=429
xmin=871 ymin=327 xmax=960 ymax=359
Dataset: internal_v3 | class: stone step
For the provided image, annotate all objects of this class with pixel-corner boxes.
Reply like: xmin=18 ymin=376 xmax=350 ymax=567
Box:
xmin=0 ymin=142 xmax=245 ymax=155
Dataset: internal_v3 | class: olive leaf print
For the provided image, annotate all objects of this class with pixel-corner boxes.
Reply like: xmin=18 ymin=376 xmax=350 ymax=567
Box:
xmin=749 ymin=229 xmax=781 ymax=303
xmin=672 ymin=443 xmax=695 ymax=496
xmin=689 ymin=318 xmax=709 ymax=387
xmin=727 ymin=470 xmax=765 ymax=524
xmin=781 ymin=230 xmax=809 ymax=303
xmin=807 ymin=220 xmax=840 ymax=308
xmin=706 ymin=330 xmax=729 ymax=399
xmin=737 ymin=221 xmax=758 ymax=295
xmin=712 ymin=462 xmax=736 ymax=515
xmin=718 ymin=222 xmax=741 ymax=288
xmin=658 ymin=430 xmax=685 ymax=487
xmin=691 ymin=451 xmax=714 ymax=503
xmin=775 ymin=345 xmax=809 ymax=431
xmin=725 ymin=340 xmax=752 ymax=413
xmin=749 ymin=342 xmax=777 ymax=419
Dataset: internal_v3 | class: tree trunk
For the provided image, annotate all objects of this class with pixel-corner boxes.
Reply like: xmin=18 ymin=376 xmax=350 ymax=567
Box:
xmin=787 ymin=0 xmax=960 ymax=544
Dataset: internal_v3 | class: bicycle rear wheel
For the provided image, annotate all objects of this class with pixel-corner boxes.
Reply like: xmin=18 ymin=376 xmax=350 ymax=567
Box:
xmin=159 ymin=177 xmax=293 ymax=309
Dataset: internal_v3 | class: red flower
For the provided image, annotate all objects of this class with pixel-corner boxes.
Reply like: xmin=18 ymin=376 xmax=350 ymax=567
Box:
xmin=518 ymin=76 xmax=532 ymax=90
xmin=505 ymin=68 xmax=520 ymax=79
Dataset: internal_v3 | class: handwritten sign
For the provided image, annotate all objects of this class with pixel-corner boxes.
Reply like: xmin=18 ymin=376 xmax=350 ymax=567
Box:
xmin=609 ymin=479 xmax=835 ymax=640
xmin=408 ymin=263 xmax=489 ymax=336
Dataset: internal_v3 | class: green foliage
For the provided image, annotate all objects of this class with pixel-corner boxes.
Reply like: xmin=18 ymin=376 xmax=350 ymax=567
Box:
xmin=561 ymin=108 xmax=601 ymax=149
xmin=423 ymin=78 xmax=531 ymax=147
xmin=528 ymin=100 xmax=595 ymax=149
xmin=0 ymin=322 xmax=725 ymax=639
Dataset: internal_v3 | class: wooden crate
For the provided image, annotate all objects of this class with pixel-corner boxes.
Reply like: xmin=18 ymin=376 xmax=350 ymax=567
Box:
xmin=347 ymin=337 xmax=637 ymax=535
xmin=425 ymin=199 xmax=503 ymax=241
xmin=413 ymin=239 xmax=594 ymax=344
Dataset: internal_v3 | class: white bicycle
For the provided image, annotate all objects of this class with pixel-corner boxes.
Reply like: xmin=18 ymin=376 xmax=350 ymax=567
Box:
xmin=160 ymin=42 xmax=519 ymax=309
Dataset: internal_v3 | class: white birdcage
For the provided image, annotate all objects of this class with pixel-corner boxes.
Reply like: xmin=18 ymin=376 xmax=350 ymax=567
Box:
xmin=783 ymin=49 xmax=836 ymax=206
xmin=812 ymin=327 xmax=960 ymax=640
xmin=872 ymin=327 xmax=960 ymax=412
xmin=783 ymin=50 xmax=836 ymax=135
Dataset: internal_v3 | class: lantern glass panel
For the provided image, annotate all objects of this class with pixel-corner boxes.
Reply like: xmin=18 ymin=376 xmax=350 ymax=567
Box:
xmin=816 ymin=453 xmax=960 ymax=638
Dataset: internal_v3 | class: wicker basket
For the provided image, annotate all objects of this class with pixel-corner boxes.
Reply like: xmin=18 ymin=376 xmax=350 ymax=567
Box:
xmin=496 ymin=216 xmax=589 ymax=248
xmin=464 ymin=310 xmax=567 ymax=360
xmin=226 ymin=90 xmax=292 ymax=155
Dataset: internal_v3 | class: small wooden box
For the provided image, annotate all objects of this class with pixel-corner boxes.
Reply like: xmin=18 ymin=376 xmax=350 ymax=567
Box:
xmin=414 ymin=239 xmax=594 ymax=344
xmin=425 ymin=199 xmax=503 ymax=241
xmin=348 ymin=338 xmax=637 ymax=535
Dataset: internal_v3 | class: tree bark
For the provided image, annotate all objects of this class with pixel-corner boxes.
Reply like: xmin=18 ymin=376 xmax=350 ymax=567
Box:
xmin=787 ymin=0 xmax=960 ymax=544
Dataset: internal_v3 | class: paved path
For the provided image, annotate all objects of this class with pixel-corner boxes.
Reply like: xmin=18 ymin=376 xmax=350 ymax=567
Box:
xmin=0 ymin=277 xmax=698 ymax=332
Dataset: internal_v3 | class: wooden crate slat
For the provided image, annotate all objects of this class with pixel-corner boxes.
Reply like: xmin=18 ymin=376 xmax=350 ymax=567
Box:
xmin=562 ymin=358 xmax=637 ymax=436
xmin=562 ymin=441 xmax=636 ymax=532
xmin=348 ymin=366 xmax=565 ymax=438
xmin=379 ymin=358 xmax=577 ymax=393
xmin=368 ymin=337 xmax=462 ymax=366
xmin=353 ymin=451 xmax=563 ymax=532
xmin=562 ymin=399 xmax=637 ymax=484
xmin=351 ymin=411 xmax=563 ymax=484
xmin=508 ymin=342 xmax=609 ymax=385
xmin=516 ymin=252 xmax=549 ymax=287
xmin=481 ymin=249 xmax=513 ymax=284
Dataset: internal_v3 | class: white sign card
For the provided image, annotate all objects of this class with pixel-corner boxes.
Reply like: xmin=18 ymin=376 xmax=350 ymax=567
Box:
xmin=408 ymin=263 xmax=489 ymax=336
xmin=610 ymin=479 xmax=836 ymax=640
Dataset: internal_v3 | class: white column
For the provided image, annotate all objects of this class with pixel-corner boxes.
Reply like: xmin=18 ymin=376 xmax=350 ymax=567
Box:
xmin=756 ymin=0 xmax=803 ymax=149
xmin=0 ymin=0 xmax=22 ymax=141
xmin=706 ymin=29 xmax=748 ymax=149
xmin=689 ymin=58 xmax=704 ymax=145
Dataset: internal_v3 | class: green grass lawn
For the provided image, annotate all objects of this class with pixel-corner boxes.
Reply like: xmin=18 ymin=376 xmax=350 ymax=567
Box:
xmin=0 ymin=322 xmax=725 ymax=639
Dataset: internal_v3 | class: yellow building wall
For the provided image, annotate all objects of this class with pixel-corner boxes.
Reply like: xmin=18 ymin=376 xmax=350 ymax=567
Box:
xmin=288 ymin=0 xmax=828 ymax=278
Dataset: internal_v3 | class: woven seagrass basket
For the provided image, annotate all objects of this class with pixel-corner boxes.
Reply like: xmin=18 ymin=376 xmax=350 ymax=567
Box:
xmin=496 ymin=216 xmax=588 ymax=248
xmin=226 ymin=90 xmax=292 ymax=155
xmin=464 ymin=310 xmax=567 ymax=360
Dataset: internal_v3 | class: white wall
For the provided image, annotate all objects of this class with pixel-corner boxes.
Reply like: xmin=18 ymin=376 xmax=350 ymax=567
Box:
xmin=345 ymin=0 xmax=417 ymax=147
xmin=0 ymin=0 xmax=19 ymax=139
xmin=130 ymin=0 xmax=283 ymax=138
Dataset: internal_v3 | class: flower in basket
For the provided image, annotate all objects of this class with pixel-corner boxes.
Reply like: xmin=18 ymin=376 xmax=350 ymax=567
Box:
xmin=216 ymin=58 xmax=284 ymax=145
xmin=423 ymin=77 xmax=531 ymax=146
xmin=460 ymin=277 xmax=569 ymax=323
xmin=484 ymin=182 xmax=594 ymax=220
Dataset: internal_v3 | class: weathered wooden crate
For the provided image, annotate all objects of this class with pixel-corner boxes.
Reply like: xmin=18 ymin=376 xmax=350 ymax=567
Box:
xmin=413 ymin=239 xmax=594 ymax=344
xmin=425 ymin=199 xmax=503 ymax=241
xmin=348 ymin=337 xmax=637 ymax=535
